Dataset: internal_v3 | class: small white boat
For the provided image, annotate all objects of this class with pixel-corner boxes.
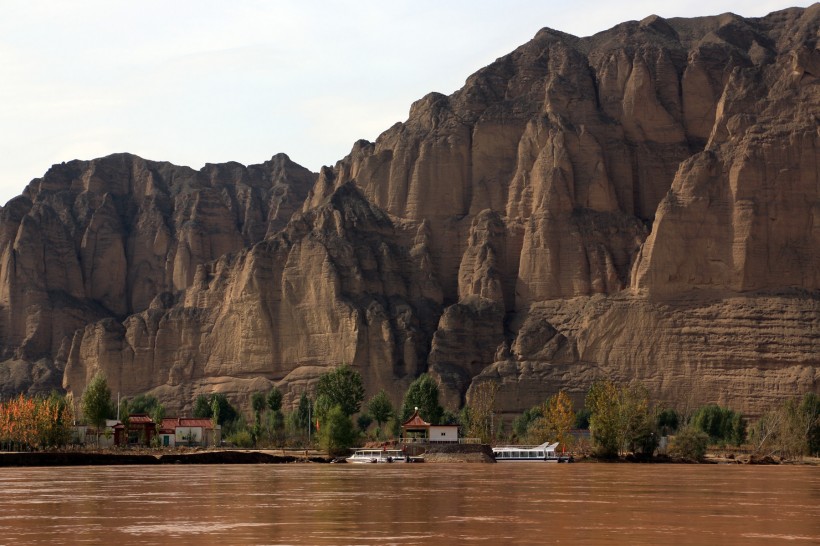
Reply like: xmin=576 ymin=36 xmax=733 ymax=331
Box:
xmin=346 ymin=448 xmax=409 ymax=464
xmin=492 ymin=441 xmax=572 ymax=462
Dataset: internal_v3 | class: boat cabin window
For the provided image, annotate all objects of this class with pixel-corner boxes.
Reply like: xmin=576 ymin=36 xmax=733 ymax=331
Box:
xmin=537 ymin=451 xmax=544 ymax=458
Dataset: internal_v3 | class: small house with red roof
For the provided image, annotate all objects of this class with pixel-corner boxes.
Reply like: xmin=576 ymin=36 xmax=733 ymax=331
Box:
xmin=159 ymin=417 xmax=221 ymax=447
xmin=401 ymin=408 xmax=459 ymax=443
xmin=113 ymin=414 xmax=157 ymax=446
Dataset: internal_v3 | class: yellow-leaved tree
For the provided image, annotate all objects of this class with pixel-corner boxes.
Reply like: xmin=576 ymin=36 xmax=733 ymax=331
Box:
xmin=531 ymin=391 xmax=575 ymax=449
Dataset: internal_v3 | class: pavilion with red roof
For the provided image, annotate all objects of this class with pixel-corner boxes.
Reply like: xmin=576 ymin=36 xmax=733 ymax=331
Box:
xmin=401 ymin=408 xmax=459 ymax=444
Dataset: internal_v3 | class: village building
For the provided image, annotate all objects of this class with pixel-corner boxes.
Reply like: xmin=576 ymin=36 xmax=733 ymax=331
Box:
xmin=113 ymin=414 xmax=157 ymax=446
xmin=159 ymin=418 xmax=221 ymax=447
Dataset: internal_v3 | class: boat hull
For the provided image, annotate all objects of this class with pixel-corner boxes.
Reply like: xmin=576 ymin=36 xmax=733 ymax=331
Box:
xmin=346 ymin=450 xmax=411 ymax=464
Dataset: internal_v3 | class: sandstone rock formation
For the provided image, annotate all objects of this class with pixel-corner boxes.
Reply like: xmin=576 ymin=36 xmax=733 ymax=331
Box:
xmin=62 ymin=182 xmax=442 ymax=414
xmin=0 ymin=153 xmax=315 ymax=395
xmin=1 ymin=6 xmax=818 ymax=419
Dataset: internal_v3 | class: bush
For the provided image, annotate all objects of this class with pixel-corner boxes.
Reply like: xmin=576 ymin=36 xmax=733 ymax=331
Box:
xmin=226 ymin=429 xmax=254 ymax=448
xmin=669 ymin=426 xmax=709 ymax=460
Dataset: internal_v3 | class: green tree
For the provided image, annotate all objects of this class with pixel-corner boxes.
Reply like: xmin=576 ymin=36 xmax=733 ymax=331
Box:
xmin=401 ymin=374 xmax=444 ymax=425
xmin=150 ymin=403 xmax=166 ymax=444
xmin=691 ymin=404 xmax=745 ymax=446
xmin=367 ymin=390 xmax=394 ymax=430
xmin=656 ymin=408 xmax=680 ymax=436
xmin=211 ymin=398 xmax=220 ymax=434
xmin=251 ymin=392 xmax=268 ymax=445
xmin=319 ymin=405 xmax=357 ymax=456
xmin=118 ymin=398 xmax=130 ymax=446
xmin=267 ymin=387 xmax=283 ymax=413
xmin=81 ymin=371 xmax=114 ymax=445
xmin=315 ymin=364 xmax=365 ymax=417
xmin=128 ymin=394 xmax=160 ymax=415
xmin=512 ymin=406 xmax=543 ymax=442
xmin=314 ymin=394 xmax=335 ymax=422
xmin=357 ymin=413 xmax=373 ymax=434
xmin=574 ymin=408 xmax=591 ymax=430
xmin=193 ymin=393 xmax=238 ymax=426
xmin=266 ymin=409 xmax=285 ymax=445
xmin=294 ymin=392 xmax=312 ymax=439
xmin=193 ymin=394 xmax=211 ymax=418
xmin=149 ymin=403 xmax=165 ymax=425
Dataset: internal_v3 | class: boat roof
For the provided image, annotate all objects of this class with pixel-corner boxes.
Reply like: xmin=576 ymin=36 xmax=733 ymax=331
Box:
xmin=493 ymin=442 xmax=559 ymax=451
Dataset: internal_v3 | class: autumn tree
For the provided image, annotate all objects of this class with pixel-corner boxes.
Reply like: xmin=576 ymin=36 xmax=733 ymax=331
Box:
xmin=585 ymin=381 xmax=620 ymax=457
xmin=0 ymin=394 xmax=75 ymax=450
xmin=531 ymin=391 xmax=575 ymax=449
xmin=586 ymin=380 xmax=656 ymax=458
xmin=465 ymin=381 xmax=499 ymax=444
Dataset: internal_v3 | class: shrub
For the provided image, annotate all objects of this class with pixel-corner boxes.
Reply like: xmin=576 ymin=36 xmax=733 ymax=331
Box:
xmin=226 ymin=429 xmax=254 ymax=448
xmin=669 ymin=426 xmax=709 ymax=460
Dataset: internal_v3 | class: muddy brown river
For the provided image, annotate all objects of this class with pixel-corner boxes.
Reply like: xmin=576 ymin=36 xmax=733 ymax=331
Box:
xmin=0 ymin=463 xmax=816 ymax=544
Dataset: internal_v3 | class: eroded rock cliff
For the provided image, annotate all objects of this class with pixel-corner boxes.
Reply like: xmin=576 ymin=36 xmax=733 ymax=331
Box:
xmin=0 ymin=153 xmax=315 ymax=395
xmin=2 ymin=6 xmax=818 ymax=417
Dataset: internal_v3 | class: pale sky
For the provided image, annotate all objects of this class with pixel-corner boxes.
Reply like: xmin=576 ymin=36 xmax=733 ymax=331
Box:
xmin=0 ymin=1 xmax=812 ymax=206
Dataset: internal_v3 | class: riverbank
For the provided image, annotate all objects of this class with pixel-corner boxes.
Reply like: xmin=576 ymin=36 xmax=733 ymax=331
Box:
xmin=0 ymin=448 xmax=332 ymax=466
xmin=1 ymin=447 xmax=815 ymax=466
xmin=422 ymin=443 xmax=496 ymax=463
xmin=570 ymin=452 xmax=820 ymax=465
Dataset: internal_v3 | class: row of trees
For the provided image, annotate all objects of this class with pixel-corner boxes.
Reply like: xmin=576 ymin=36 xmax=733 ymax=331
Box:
xmin=0 ymin=393 xmax=75 ymax=450
xmin=6 ymin=366 xmax=816 ymax=460
xmin=510 ymin=380 xmax=818 ymax=461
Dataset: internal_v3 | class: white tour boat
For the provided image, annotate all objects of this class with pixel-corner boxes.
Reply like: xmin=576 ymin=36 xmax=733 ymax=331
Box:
xmin=346 ymin=448 xmax=410 ymax=464
xmin=492 ymin=441 xmax=573 ymax=462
